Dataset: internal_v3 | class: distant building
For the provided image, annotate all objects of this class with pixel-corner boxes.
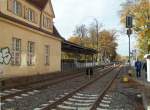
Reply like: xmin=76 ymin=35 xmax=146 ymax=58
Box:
xmin=0 ymin=0 xmax=62 ymax=78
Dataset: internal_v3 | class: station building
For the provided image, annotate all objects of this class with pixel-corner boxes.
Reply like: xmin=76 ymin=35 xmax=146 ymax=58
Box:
xmin=0 ymin=0 xmax=62 ymax=78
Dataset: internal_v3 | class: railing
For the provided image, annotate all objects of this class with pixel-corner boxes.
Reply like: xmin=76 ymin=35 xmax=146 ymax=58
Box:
xmin=75 ymin=62 xmax=98 ymax=68
xmin=61 ymin=60 xmax=103 ymax=72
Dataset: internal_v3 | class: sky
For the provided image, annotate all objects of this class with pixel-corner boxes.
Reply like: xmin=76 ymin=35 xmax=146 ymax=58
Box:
xmin=51 ymin=0 xmax=136 ymax=56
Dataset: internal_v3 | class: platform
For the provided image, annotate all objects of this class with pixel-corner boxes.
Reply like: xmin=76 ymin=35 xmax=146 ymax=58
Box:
xmin=129 ymin=68 xmax=150 ymax=110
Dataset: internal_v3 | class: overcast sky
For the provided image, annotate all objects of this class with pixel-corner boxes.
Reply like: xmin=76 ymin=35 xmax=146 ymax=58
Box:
xmin=51 ymin=0 xmax=136 ymax=56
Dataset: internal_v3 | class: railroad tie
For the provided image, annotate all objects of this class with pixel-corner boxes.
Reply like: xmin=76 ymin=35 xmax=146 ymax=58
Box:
xmin=5 ymin=98 xmax=15 ymax=102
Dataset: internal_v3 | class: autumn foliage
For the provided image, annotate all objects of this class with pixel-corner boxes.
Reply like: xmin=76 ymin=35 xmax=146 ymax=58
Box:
xmin=67 ymin=22 xmax=118 ymax=62
xmin=120 ymin=0 xmax=150 ymax=58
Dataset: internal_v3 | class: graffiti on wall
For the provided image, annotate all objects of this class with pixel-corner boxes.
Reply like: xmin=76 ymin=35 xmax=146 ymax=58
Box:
xmin=0 ymin=47 xmax=12 ymax=65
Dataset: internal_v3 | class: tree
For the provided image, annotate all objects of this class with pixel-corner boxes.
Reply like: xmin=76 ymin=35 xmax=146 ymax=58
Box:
xmin=89 ymin=19 xmax=103 ymax=49
xmin=67 ymin=20 xmax=118 ymax=62
xmin=99 ymin=30 xmax=118 ymax=62
xmin=120 ymin=0 xmax=150 ymax=57
xmin=73 ymin=24 xmax=88 ymax=46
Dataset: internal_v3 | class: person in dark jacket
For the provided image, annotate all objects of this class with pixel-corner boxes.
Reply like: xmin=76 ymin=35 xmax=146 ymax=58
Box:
xmin=135 ymin=59 xmax=142 ymax=78
xmin=90 ymin=67 xmax=93 ymax=76
xmin=143 ymin=61 xmax=147 ymax=78
xmin=86 ymin=68 xmax=88 ymax=75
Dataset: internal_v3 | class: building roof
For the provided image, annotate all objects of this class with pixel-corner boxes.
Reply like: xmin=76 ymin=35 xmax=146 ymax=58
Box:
xmin=26 ymin=0 xmax=55 ymax=17
xmin=53 ymin=26 xmax=64 ymax=40
xmin=62 ymin=40 xmax=97 ymax=55
xmin=26 ymin=0 xmax=48 ymax=10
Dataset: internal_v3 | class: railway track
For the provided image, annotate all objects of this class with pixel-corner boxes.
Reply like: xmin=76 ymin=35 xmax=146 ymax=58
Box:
xmin=1 ymin=66 xmax=112 ymax=102
xmin=90 ymin=66 xmax=121 ymax=110
xmin=37 ymin=65 xmax=121 ymax=110
xmin=1 ymin=72 xmax=83 ymax=101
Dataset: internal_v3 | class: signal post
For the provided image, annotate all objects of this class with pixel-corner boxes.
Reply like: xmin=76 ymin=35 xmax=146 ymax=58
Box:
xmin=126 ymin=15 xmax=133 ymax=66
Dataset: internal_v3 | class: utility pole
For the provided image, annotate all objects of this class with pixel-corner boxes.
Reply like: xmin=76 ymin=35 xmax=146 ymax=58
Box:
xmin=94 ymin=19 xmax=99 ymax=63
xmin=96 ymin=21 xmax=99 ymax=62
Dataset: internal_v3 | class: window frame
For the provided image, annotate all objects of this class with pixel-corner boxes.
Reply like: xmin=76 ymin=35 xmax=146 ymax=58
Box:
xmin=28 ymin=8 xmax=35 ymax=22
xmin=43 ymin=15 xmax=52 ymax=29
xmin=27 ymin=41 xmax=35 ymax=66
xmin=13 ymin=0 xmax=22 ymax=17
xmin=44 ymin=45 xmax=50 ymax=65
xmin=11 ymin=38 xmax=21 ymax=66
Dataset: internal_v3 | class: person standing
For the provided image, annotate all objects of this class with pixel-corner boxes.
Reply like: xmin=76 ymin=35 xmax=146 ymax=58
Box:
xmin=143 ymin=61 xmax=147 ymax=78
xmin=135 ymin=59 xmax=142 ymax=78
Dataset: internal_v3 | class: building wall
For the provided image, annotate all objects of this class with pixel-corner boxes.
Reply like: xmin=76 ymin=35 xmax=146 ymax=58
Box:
xmin=0 ymin=0 xmax=54 ymax=32
xmin=41 ymin=0 xmax=55 ymax=32
xmin=0 ymin=18 xmax=61 ymax=78
xmin=0 ymin=0 xmax=41 ymax=28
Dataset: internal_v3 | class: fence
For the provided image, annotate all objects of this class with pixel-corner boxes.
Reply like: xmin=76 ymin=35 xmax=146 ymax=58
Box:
xmin=61 ymin=59 xmax=99 ymax=72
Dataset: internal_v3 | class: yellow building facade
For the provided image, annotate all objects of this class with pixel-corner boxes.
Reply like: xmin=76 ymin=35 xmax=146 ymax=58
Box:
xmin=0 ymin=0 xmax=62 ymax=78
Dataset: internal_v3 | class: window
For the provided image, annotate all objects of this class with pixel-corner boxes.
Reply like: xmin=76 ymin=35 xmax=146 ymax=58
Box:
xmin=11 ymin=38 xmax=21 ymax=65
xmin=28 ymin=8 xmax=34 ymax=22
xmin=13 ymin=0 xmax=22 ymax=16
xmin=24 ymin=7 xmax=36 ymax=23
xmin=45 ymin=45 xmax=50 ymax=65
xmin=27 ymin=41 xmax=35 ymax=65
xmin=47 ymin=18 xmax=52 ymax=29
xmin=43 ymin=15 xmax=52 ymax=29
xmin=43 ymin=15 xmax=47 ymax=28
